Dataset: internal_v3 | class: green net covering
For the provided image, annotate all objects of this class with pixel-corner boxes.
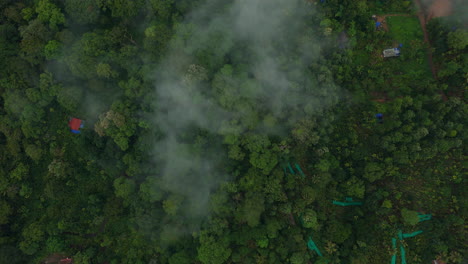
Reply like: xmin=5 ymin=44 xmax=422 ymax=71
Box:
xmin=401 ymin=230 xmax=423 ymax=239
xmin=287 ymin=162 xmax=295 ymax=174
xmin=281 ymin=159 xmax=306 ymax=178
xmin=332 ymin=197 xmax=362 ymax=206
xmin=418 ymin=213 xmax=432 ymax=222
xmin=400 ymin=245 xmax=407 ymax=264
xmin=294 ymin=163 xmax=305 ymax=177
xmin=394 ymin=230 xmax=423 ymax=264
xmin=391 ymin=238 xmax=397 ymax=264
xmin=307 ymin=237 xmax=323 ymax=257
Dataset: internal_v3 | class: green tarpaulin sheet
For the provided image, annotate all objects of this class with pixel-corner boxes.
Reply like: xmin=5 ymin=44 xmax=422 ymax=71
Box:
xmin=307 ymin=237 xmax=323 ymax=257
xmin=294 ymin=163 xmax=305 ymax=177
xmin=332 ymin=197 xmax=362 ymax=206
xmin=418 ymin=213 xmax=432 ymax=222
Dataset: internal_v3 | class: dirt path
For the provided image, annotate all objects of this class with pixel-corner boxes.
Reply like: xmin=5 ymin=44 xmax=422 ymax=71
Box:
xmin=381 ymin=14 xmax=412 ymax=17
xmin=376 ymin=0 xmax=448 ymax=81
xmin=414 ymin=0 xmax=439 ymax=80
xmin=375 ymin=14 xmax=412 ymax=31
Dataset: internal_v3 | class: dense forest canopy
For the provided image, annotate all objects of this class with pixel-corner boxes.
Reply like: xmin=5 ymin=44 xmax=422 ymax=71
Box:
xmin=0 ymin=0 xmax=466 ymax=263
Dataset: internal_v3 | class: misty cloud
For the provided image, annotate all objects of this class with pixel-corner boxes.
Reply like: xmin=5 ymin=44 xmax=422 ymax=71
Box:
xmin=150 ymin=0 xmax=341 ymax=230
xmin=421 ymin=0 xmax=467 ymax=23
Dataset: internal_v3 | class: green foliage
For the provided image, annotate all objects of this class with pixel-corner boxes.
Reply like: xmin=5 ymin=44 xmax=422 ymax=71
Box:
xmin=21 ymin=7 xmax=35 ymax=21
xmin=302 ymin=209 xmax=319 ymax=230
xmin=290 ymin=252 xmax=307 ymax=264
xmin=96 ymin=62 xmax=117 ymax=79
xmin=19 ymin=19 xmax=51 ymax=64
xmin=44 ymin=40 xmax=61 ymax=60
xmin=149 ymin=0 xmax=174 ymax=21
xmin=19 ymin=223 xmax=44 ymax=255
xmin=363 ymin=162 xmax=385 ymax=182
xmin=386 ymin=16 xmax=423 ymax=46
xmin=64 ymin=0 xmax=100 ymax=25
xmin=36 ymin=0 xmax=65 ymax=30
xmin=143 ymin=22 xmax=172 ymax=58
xmin=139 ymin=177 xmax=164 ymax=202
xmin=0 ymin=1 xmax=465 ymax=264
xmin=292 ymin=119 xmax=320 ymax=146
xmin=401 ymin=208 xmax=419 ymax=226
xmin=197 ymin=232 xmax=231 ymax=264
xmin=163 ymin=194 xmax=184 ymax=216
xmin=326 ymin=221 xmax=352 ymax=244
xmin=10 ymin=163 xmax=28 ymax=181
xmin=344 ymin=176 xmax=365 ymax=199
xmin=243 ymin=134 xmax=278 ymax=174
xmin=382 ymin=199 xmax=392 ymax=209
xmin=301 ymin=186 xmax=317 ymax=204
xmin=73 ymin=250 xmax=93 ymax=264
xmin=0 ymin=200 xmax=11 ymax=225
xmin=0 ymin=245 xmax=28 ymax=264
xmin=113 ymin=177 xmax=135 ymax=200
xmin=237 ymin=191 xmax=265 ymax=227
xmin=19 ymin=184 xmax=32 ymax=198
xmin=447 ymin=29 xmax=468 ymax=51
xmin=45 ymin=237 xmax=66 ymax=253
xmin=56 ymin=85 xmax=83 ymax=112
xmin=256 ymin=237 xmax=269 ymax=248
xmin=169 ymin=251 xmax=192 ymax=264
xmin=97 ymin=0 xmax=145 ymax=18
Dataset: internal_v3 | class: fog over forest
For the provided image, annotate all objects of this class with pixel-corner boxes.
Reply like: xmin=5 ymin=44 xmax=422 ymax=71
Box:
xmin=151 ymin=0 xmax=341 ymax=226
xmin=0 ymin=0 xmax=465 ymax=263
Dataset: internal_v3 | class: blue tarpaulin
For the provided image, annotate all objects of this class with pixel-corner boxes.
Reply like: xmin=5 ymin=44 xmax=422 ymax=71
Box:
xmin=376 ymin=113 xmax=383 ymax=123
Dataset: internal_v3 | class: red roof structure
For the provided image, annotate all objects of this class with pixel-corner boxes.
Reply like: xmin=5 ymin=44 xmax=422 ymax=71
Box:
xmin=68 ymin=118 xmax=82 ymax=131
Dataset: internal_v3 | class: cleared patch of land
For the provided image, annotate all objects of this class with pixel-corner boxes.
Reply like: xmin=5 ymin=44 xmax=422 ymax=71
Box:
xmin=386 ymin=16 xmax=423 ymax=46
xmin=427 ymin=0 xmax=453 ymax=21
xmin=385 ymin=16 xmax=432 ymax=78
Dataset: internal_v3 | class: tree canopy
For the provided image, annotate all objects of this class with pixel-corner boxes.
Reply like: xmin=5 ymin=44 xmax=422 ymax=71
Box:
xmin=0 ymin=0 xmax=466 ymax=263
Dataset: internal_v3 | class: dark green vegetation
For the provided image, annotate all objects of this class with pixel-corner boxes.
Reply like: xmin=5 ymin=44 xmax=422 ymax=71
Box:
xmin=0 ymin=0 xmax=466 ymax=263
xmin=386 ymin=16 xmax=422 ymax=45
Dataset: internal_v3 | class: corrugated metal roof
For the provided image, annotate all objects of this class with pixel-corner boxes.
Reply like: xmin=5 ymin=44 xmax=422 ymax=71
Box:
xmin=383 ymin=48 xmax=400 ymax=57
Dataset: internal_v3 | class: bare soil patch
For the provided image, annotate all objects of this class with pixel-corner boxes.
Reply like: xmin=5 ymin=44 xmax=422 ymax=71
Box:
xmin=374 ymin=14 xmax=412 ymax=32
xmin=375 ymin=15 xmax=389 ymax=31
xmin=42 ymin=254 xmax=72 ymax=264
xmin=427 ymin=0 xmax=453 ymax=21
xmin=371 ymin=91 xmax=389 ymax=103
